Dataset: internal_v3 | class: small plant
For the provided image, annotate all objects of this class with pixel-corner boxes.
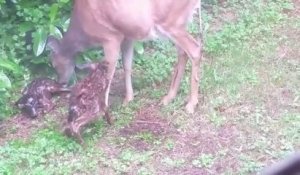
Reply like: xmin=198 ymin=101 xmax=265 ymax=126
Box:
xmin=165 ymin=139 xmax=175 ymax=151
xmin=135 ymin=131 xmax=155 ymax=143
xmin=119 ymin=149 xmax=152 ymax=163
xmin=239 ymin=155 xmax=263 ymax=174
xmin=138 ymin=167 xmax=153 ymax=175
xmin=134 ymin=39 xmax=176 ymax=85
xmin=0 ymin=128 xmax=106 ymax=174
xmin=161 ymin=157 xmax=185 ymax=168
xmin=209 ymin=111 xmax=225 ymax=127
xmin=192 ymin=153 xmax=215 ymax=168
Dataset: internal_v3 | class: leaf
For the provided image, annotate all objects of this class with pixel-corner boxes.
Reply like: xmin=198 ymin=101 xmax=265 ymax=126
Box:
xmin=0 ymin=59 xmax=23 ymax=75
xmin=30 ymin=56 xmax=48 ymax=64
xmin=32 ymin=29 xmax=48 ymax=57
xmin=49 ymin=4 xmax=59 ymax=23
xmin=18 ymin=22 xmax=34 ymax=33
xmin=0 ymin=72 xmax=11 ymax=89
xmin=49 ymin=25 xmax=63 ymax=39
xmin=134 ymin=42 xmax=144 ymax=55
xmin=59 ymin=0 xmax=69 ymax=3
xmin=62 ymin=18 xmax=70 ymax=32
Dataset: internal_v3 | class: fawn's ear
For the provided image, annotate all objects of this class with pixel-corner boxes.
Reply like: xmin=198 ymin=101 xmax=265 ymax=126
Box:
xmin=47 ymin=36 xmax=61 ymax=54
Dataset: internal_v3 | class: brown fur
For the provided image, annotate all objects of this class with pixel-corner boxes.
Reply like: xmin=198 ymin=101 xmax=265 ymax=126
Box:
xmin=65 ymin=61 xmax=112 ymax=144
xmin=15 ymin=78 xmax=69 ymax=118
xmin=48 ymin=0 xmax=202 ymax=113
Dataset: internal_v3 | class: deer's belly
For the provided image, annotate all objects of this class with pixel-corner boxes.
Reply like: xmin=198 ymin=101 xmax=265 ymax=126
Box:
xmin=127 ymin=25 xmax=169 ymax=41
xmin=145 ymin=25 xmax=172 ymax=41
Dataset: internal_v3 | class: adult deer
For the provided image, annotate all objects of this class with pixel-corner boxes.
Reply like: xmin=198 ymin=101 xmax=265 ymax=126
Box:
xmin=47 ymin=0 xmax=202 ymax=113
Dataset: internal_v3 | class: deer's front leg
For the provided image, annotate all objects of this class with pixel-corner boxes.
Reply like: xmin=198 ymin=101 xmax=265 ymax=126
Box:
xmin=121 ymin=39 xmax=134 ymax=105
xmin=103 ymin=39 xmax=123 ymax=107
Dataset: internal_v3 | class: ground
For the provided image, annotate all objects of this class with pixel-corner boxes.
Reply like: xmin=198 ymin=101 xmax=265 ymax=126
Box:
xmin=0 ymin=0 xmax=299 ymax=175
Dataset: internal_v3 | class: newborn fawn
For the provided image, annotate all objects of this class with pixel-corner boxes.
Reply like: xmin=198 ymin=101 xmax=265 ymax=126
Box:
xmin=15 ymin=77 xmax=70 ymax=118
xmin=64 ymin=61 xmax=112 ymax=144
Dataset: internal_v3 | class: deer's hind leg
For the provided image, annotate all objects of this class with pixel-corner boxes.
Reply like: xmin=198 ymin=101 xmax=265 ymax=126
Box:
xmin=162 ymin=27 xmax=202 ymax=114
xmin=161 ymin=46 xmax=188 ymax=106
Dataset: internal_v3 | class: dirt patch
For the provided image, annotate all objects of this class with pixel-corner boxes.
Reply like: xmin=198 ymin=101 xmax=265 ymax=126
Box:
xmin=276 ymin=1 xmax=300 ymax=61
xmin=170 ymin=124 xmax=238 ymax=156
xmin=265 ymin=88 xmax=299 ymax=118
xmin=209 ymin=8 xmax=237 ymax=32
xmin=151 ymin=117 xmax=241 ymax=174
xmin=214 ymin=102 xmax=248 ymax=115
xmin=164 ymin=167 xmax=207 ymax=175
xmin=275 ymin=27 xmax=300 ymax=61
xmin=119 ymin=104 xmax=173 ymax=151
xmin=0 ymin=94 xmax=69 ymax=145
xmin=0 ymin=114 xmax=39 ymax=145
xmin=285 ymin=0 xmax=300 ymax=17
xmin=120 ymin=104 xmax=170 ymax=136
xmin=294 ymin=0 xmax=300 ymax=15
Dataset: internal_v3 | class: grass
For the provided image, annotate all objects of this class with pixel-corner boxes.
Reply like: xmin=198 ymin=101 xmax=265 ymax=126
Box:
xmin=0 ymin=129 xmax=102 ymax=174
xmin=1 ymin=0 xmax=299 ymax=174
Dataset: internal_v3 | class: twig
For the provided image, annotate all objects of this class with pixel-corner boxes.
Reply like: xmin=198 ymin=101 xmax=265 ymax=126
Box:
xmin=135 ymin=120 xmax=163 ymax=125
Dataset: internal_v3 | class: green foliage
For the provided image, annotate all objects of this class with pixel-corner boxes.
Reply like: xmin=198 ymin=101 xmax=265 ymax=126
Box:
xmin=202 ymin=0 xmax=218 ymax=5
xmin=134 ymin=42 xmax=145 ymax=55
xmin=161 ymin=157 xmax=185 ymax=168
xmin=0 ymin=0 xmax=71 ymax=116
xmin=0 ymin=128 xmax=103 ymax=174
xmin=239 ymin=155 xmax=263 ymax=174
xmin=204 ymin=0 xmax=292 ymax=54
xmin=192 ymin=154 xmax=215 ymax=168
xmin=134 ymin=40 xmax=176 ymax=85
xmin=0 ymin=49 xmax=28 ymax=118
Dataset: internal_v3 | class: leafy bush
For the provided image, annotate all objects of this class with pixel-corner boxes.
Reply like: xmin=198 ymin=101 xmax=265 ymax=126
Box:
xmin=0 ymin=0 xmax=71 ymax=117
xmin=134 ymin=40 xmax=176 ymax=85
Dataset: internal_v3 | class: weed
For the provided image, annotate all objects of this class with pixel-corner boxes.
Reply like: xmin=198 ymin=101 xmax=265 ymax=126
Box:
xmin=0 ymin=128 xmax=105 ymax=174
xmin=137 ymin=167 xmax=154 ymax=175
xmin=135 ymin=131 xmax=155 ymax=143
xmin=119 ymin=149 xmax=152 ymax=163
xmin=165 ymin=139 xmax=175 ymax=151
xmin=134 ymin=39 xmax=175 ymax=86
xmin=106 ymin=149 xmax=154 ymax=173
xmin=192 ymin=153 xmax=215 ymax=168
xmin=161 ymin=157 xmax=185 ymax=168
xmin=239 ymin=155 xmax=264 ymax=174
xmin=209 ymin=111 xmax=225 ymax=127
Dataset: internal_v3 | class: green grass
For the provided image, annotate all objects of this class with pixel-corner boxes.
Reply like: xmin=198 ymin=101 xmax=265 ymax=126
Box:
xmin=0 ymin=129 xmax=103 ymax=174
xmin=192 ymin=154 xmax=216 ymax=168
xmin=1 ymin=0 xmax=299 ymax=174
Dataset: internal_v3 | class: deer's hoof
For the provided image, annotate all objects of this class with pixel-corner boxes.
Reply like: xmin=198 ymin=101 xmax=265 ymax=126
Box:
xmin=64 ymin=127 xmax=73 ymax=138
xmin=160 ymin=96 xmax=172 ymax=106
xmin=185 ymin=100 xmax=198 ymax=114
xmin=122 ymin=96 xmax=134 ymax=106
xmin=185 ymin=103 xmax=195 ymax=114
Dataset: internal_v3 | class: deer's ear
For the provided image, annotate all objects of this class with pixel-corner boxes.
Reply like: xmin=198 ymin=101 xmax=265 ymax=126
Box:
xmin=47 ymin=36 xmax=60 ymax=53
